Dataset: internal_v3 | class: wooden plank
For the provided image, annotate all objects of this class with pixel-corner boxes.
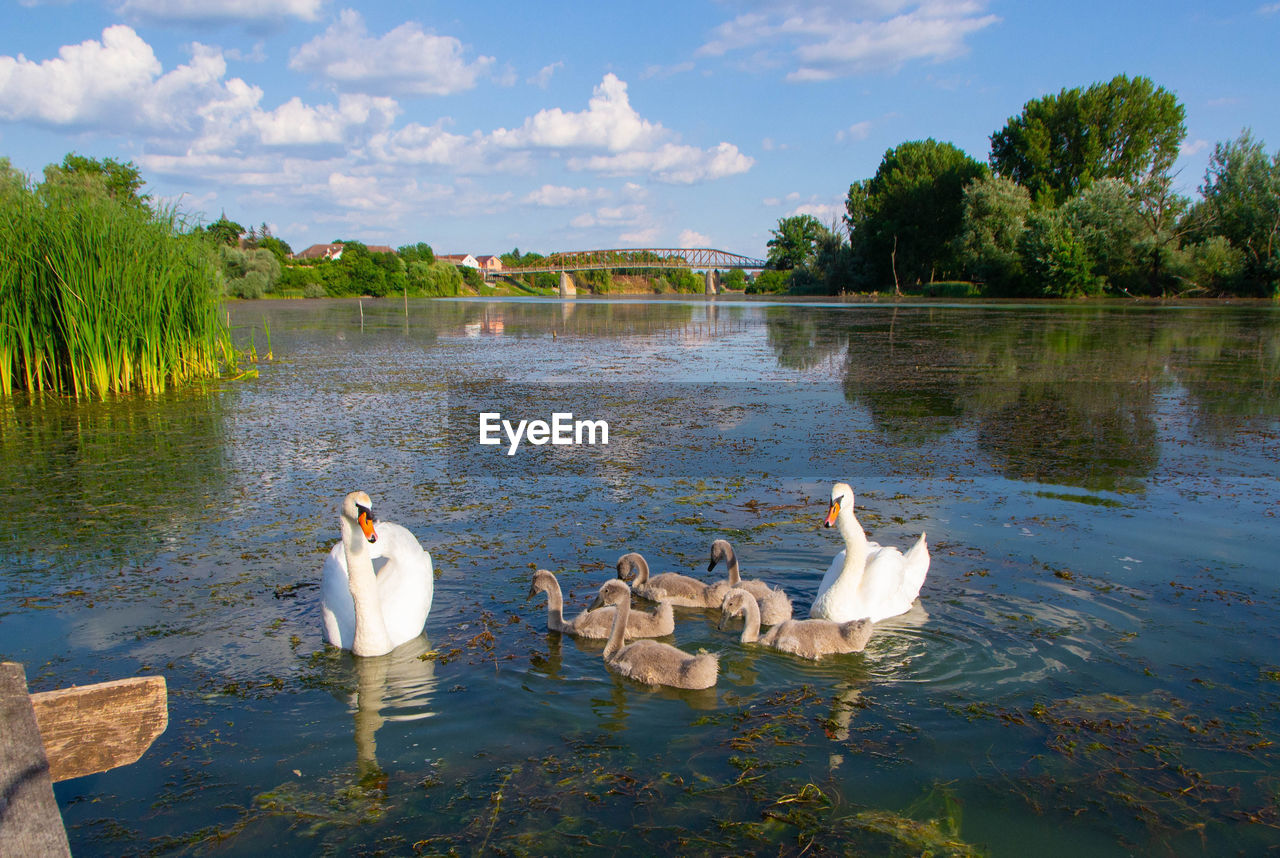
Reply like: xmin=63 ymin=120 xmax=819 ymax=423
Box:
xmin=0 ymin=662 xmax=73 ymax=858
xmin=30 ymin=675 xmax=167 ymax=783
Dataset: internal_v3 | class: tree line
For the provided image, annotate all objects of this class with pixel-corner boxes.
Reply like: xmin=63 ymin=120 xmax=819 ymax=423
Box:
xmin=757 ymin=75 xmax=1280 ymax=298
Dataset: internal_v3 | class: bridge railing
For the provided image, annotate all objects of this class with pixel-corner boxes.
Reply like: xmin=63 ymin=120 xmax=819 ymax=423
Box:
xmin=502 ymin=247 xmax=766 ymax=274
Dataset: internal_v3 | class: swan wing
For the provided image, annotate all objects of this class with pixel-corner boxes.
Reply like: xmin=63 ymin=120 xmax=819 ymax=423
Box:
xmin=809 ymin=549 xmax=846 ymax=619
xmin=321 ymin=542 xmax=356 ymax=649
xmin=371 ymin=521 xmax=435 ymax=649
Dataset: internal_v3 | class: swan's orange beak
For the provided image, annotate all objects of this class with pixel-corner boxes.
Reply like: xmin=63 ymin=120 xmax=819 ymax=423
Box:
xmin=358 ymin=509 xmax=377 ymax=543
xmin=823 ymin=498 xmax=840 ymax=528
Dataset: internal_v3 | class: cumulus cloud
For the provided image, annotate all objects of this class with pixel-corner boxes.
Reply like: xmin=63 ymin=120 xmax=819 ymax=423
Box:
xmin=492 ymin=74 xmax=665 ymax=152
xmin=679 ymin=229 xmax=711 ymax=247
xmin=699 ymin=0 xmax=999 ymax=79
xmin=570 ymin=141 xmax=753 ymax=184
xmin=290 ymin=9 xmax=495 ymax=95
xmin=836 ymin=120 xmax=873 ymax=142
xmin=116 ymin=0 xmax=323 ymax=24
xmin=0 ymin=26 xmax=231 ymax=130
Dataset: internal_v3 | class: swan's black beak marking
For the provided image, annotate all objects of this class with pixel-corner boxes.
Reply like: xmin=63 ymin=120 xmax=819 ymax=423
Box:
xmin=707 ymin=557 xmax=718 ymax=573
xmin=357 ymin=505 xmax=377 ymax=543
xmin=823 ymin=497 xmax=842 ymax=529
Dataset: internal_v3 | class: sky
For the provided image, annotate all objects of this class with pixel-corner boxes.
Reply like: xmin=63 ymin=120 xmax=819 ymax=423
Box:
xmin=2 ymin=1 xmax=1277 ymax=259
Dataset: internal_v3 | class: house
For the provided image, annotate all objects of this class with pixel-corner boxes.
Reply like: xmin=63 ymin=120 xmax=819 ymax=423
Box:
xmin=439 ymin=253 xmax=481 ymax=270
xmin=475 ymin=254 xmax=503 ymax=274
xmin=293 ymin=242 xmax=398 ymax=260
xmin=294 ymin=242 xmax=345 ymax=261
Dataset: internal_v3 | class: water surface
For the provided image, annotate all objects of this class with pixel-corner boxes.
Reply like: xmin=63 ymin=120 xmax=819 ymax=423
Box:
xmin=3 ymin=297 xmax=1278 ymax=855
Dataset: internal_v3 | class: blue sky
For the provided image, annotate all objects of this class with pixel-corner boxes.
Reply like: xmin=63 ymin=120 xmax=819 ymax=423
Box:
xmin=2 ymin=1 xmax=1277 ymax=258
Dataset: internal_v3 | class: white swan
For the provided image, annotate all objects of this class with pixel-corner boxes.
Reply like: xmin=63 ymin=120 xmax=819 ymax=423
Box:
xmin=597 ymin=580 xmax=718 ymax=690
xmin=809 ymin=482 xmax=929 ymax=623
xmin=720 ymin=589 xmax=873 ymax=659
xmin=321 ymin=491 xmax=434 ymax=657
xmin=706 ymin=539 xmax=793 ymax=626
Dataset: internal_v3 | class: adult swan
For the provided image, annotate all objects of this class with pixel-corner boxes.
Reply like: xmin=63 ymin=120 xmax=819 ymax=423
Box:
xmin=322 ymin=491 xmax=434 ymax=656
xmin=810 ymin=482 xmax=929 ymax=624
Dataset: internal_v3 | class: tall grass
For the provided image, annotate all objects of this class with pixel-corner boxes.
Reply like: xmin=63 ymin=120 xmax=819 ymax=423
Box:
xmin=0 ymin=173 xmax=231 ymax=398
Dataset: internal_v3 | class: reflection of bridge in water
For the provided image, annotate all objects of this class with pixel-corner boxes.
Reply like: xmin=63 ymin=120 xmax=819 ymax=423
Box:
xmin=500 ymin=248 xmax=767 ymax=297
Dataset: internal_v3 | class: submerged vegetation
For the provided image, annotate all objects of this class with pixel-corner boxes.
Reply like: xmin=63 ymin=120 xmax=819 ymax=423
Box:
xmin=0 ymin=155 xmax=231 ymax=398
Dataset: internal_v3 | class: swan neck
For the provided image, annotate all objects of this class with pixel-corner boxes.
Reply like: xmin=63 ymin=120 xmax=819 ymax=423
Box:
xmin=342 ymin=515 xmax=393 ymax=656
xmin=837 ymin=506 xmax=870 ymax=581
xmin=740 ymin=597 xmax=761 ymax=643
xmin=604 ymin=592 xmax=630 ymax=659
xmin=727 ymin=554 xmax=741 ymax=586
xmin=544 ymin=578 xmax=567 ymax=631
xmin=631 ymin=556 xmax=649 ymax=585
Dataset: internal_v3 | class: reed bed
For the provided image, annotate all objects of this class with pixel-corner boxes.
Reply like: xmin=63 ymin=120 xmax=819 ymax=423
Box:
xmin=0 ymin=175 xmax=231 ymax=398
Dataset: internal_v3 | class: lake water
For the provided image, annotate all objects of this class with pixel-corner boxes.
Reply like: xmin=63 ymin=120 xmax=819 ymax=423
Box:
xmin=3 ymin=297 xmax=1278 ymax=856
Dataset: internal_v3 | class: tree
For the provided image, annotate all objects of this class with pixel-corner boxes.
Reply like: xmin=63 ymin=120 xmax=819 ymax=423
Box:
xmin=766 ymin=214 xmax=823 ymax=270
xmin=1062 ymin=177 xmax=1142 ymax=292
xmin=398 ymin=242 xmax=435 ymax=264
xmin=42 ymin=152 xmax=150 ymax=207
xmin=956 ymin=174 xmax=1033 ymax=294
xmin=990 ymin=74 xmax=1186 ymax=206
xmin=1019 ymin=208 xmax=1101 ymax=298
xmin=1197 ymin=130 xmax=1280 ymax=295
xmin=206 ymin=216 xmax=245 ymax=247
xmin=846 ymin=139 xmax=987 ymax=290
xmin=722 ymin=268 xmax=746 ymax=290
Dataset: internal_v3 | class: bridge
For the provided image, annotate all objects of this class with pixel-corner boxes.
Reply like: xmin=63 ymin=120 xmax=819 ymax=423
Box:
xmin=499 ymin=247 xmax=766 ymax=297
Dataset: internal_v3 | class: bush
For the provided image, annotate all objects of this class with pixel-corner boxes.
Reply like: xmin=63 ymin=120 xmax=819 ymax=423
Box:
xmin=302 ymin=282 xmax=327 ymax=299
xmin=746 ymin=269 xmax=793 ymax=294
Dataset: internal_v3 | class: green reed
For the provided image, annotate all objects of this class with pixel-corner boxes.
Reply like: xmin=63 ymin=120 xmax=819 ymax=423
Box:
xmin=0 ymin=174 xmax=232 ymax=397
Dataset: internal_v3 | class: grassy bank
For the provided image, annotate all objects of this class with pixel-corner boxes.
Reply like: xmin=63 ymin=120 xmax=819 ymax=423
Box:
xmin=0 ymin=174 xmax=231 ymax=398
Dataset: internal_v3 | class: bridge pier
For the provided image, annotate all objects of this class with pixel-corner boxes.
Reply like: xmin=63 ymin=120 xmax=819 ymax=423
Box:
xmin=704 ymin=269 xmax=718 ymax=295
xmin=559 ymin=271 xmax=576 ymax=298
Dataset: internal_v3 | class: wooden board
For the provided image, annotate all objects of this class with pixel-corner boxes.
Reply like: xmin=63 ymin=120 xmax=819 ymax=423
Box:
xmin=0 ymin=662 xmax=73 ymax=857
xmin=30 ymin=675 xmax=168 ymax=783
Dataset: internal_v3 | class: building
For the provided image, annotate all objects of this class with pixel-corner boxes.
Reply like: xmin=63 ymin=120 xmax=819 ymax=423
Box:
xmin=294 ymin=242 xmax=346 ymax=261
xmin=439 ymin=253 xmax=481 ymax=270
xmin=474 ymin=255 xmax=504 ymax=274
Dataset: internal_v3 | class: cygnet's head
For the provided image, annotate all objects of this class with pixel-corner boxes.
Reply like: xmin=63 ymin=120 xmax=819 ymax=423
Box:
xmin=824 ymin=482 xmax=854 ymax=529
xmin=596 ymin=579 xmax=631 ymax=607
xmin=342 ymin=490 xmax=378 ymax=543
xmin=718 ymin=589 xmax=753 ymax=628
xmin=528 ymin=569 xmax=557 ymax=599
xmin=707 ymin=539 xmax=735 ymax=572
xmin=615 ymin=552 xmax=647 ymax=582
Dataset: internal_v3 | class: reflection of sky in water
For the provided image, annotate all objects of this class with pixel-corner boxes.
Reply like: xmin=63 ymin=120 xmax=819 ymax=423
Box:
xmin=1 ymin=298 xmax=1277 ymax=856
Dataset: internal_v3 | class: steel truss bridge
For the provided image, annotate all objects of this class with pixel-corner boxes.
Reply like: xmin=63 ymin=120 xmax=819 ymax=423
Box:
xmin=501 ymin=247 xmax=766 ymax=274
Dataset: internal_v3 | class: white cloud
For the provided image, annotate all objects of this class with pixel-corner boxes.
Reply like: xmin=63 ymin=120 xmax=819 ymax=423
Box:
xmin=836 ymin=120 xmax=873 ymax=141
xmin=1259 ymin=2 xmax=1280 ymax=13
xmin=679 ymin=229 xmax=711 ymax=247
xmin=253 ymin=94 xmax=398 ymax=145
xmin=523 ymin=184 xmax=599 ymax=206
xmin=290 ymin=9 xmax=495 ymax=96
xmin=527 ymin=61 xmax=563 ymax=88
xmin=0 ymin=26 xmax=234 ymax=130
xmin=789 ymin=199 xmax=844 ymax=223
xmin=699 ymin=1 xmax=999 ymax=79
xmin=116 ymin=0 xmax=323 ymax=23
xmin=571 ymin=141 xmax=753 ymax=184
xmin=620 ymin=226 xmax=661 ymax=244
xmin=640 ymin=61 xmax=694 ymax=80
xmin=1180 ymin=139 xmax=1210 ymax=158
xmin=492 ymin=73 xmax=665 ymax=152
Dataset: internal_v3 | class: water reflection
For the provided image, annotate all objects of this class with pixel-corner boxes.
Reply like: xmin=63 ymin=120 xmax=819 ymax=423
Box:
xmin=762 ymin=305 xmax=1280 ymax=491
xmin=338 ymin=637 xmax=438 ymax=775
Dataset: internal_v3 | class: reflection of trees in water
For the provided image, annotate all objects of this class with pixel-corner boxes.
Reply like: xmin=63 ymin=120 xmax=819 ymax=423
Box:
xmin=766 ymin=305 xmax=1280 ymax=491
xmin=0 ymin=392 xmax=228 ymax=571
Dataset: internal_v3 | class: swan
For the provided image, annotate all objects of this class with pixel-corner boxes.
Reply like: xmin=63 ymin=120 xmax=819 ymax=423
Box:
xmin=597 ymin=580 xmax=718 ymax=690
xmin=616 ymin=552 xmax=728 ymax=609
xmin=810 ymin=482 xmax=929 ymax=623
xmin=706 ymin=539 xmax=793 ymax=626
xmin=321 ymin=491 xmax=434 ymax=657
xmin=721 ymin=589 xmax=873 ymax=660
xmin=528 ymin=569 xmax=674 ymax=639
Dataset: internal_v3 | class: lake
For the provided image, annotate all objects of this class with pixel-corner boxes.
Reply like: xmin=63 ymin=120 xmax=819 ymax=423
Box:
xmin=3 ymin=297 xmax=1278 ymax=856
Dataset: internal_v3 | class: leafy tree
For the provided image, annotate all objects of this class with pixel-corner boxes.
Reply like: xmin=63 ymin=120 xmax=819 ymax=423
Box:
xmin=990 ymin=74 xmax=1185 ymax=206
xmin=792 ymin=222 xmax=856 ymax=294
xmin=722 ymin=268 xmax=746 ymax=290
xmin=408 ymin=260 xmax=463 ymax=296
xmin=846 ymin=139 xmax=987 ymax=291
xmin=398 ymin=242 xmax=435 ymax=264
xmin=746 ymin=269 xmax=792 ymax=294
xmin=1019 ymin=208 xmax=1101 ymax=297
xmin=1130 ymin=170 xmax=1192 ymax=295
xmin=459 ymin=265 xmax=484 ymax=291
xmin=1197 ymin=130 xmax=1280 ymax=295
xmin=1062 ymin=177 xmax=1142 ymax=292
xmin=42 ymin=152 xmax=150 ymax=207
xmin=766 ymin=214 xmax=823 ymax=270
xmin=206 ymin=216 xmax=245 ymax=247
xmin=256 ymin=235 xmax=293 ymax=264
xmin=956 ymin=174 xmax=1033 ymax=294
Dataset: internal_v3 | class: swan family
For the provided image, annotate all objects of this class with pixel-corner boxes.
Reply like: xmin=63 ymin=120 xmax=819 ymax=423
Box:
xmin=322 ymin=483 xmax=929 ymax=689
